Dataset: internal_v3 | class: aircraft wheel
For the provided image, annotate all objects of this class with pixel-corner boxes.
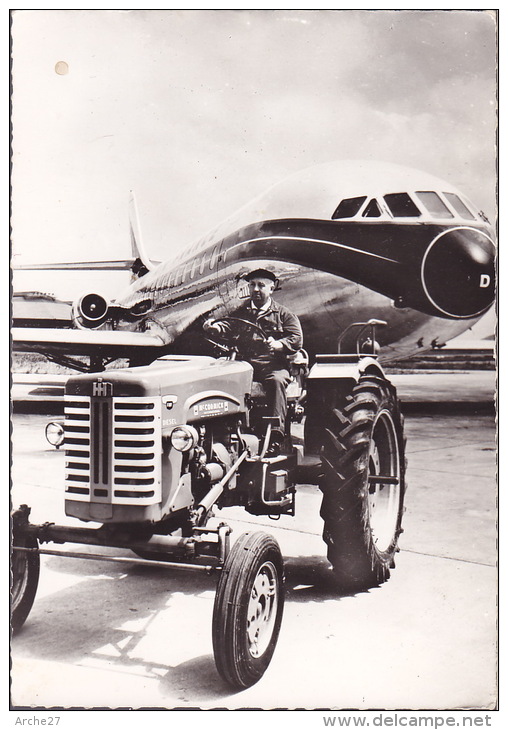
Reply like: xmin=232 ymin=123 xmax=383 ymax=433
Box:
xmin=11 ymin=534 xmax=40 ymax=632
xmin=212 ymin=532 xmax=284 ymax=688
xmin=319 ymin=374 xmax=406 ymax=589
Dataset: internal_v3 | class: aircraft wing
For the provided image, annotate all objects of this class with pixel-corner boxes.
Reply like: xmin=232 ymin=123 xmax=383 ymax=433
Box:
xmin=14 ymin=260 xmax=137 ymax=271
xmin=12 ymin=327 xmax=166 ymax=359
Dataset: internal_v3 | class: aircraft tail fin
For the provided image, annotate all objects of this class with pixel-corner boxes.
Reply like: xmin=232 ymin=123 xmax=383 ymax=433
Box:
xmin=14 ymin=193 xmax=159 ymax=276
xmin=128 ymin=191 xmax=159 ymax=274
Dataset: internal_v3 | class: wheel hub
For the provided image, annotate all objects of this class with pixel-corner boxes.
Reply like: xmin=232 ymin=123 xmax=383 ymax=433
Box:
xmin=367 ymin=409 xmax=401 ymax=554
xmin=246 ymin=561 xmax=278 ymax=658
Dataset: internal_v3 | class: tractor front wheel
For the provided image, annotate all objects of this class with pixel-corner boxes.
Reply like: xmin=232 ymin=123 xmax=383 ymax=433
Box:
xmin=212 ymin=532 xmax=284 ymax=688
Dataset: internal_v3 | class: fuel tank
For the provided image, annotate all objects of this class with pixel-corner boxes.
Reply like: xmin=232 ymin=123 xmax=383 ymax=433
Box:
xmin=65 ymin=355 xmax=254 ymax=427
xmin=63 ymin=356 xmax=253 ymax=524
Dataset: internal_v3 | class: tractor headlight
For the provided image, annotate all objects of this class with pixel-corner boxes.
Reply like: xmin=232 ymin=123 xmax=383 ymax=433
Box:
xmin=170 ymin=425 xmax=199 ymax=452
xmin=45 ymin=421 xmax=65 ymax=449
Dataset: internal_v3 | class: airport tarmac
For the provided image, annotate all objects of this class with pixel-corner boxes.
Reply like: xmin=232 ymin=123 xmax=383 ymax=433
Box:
xmin=10 ymin=385 xmax=497 ymax=710
xmin=11 ymin=369 xmax=497 ymax=409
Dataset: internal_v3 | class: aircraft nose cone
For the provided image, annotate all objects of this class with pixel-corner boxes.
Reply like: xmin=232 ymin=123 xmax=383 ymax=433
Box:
xmin=421 ymin=227 xmax=495 ymax=318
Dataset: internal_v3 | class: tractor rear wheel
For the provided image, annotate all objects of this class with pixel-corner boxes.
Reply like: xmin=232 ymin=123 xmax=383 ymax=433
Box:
xmin=212 ymin=531 xmax=284 ymax=688
xmin=319 ymin=374 xmax=406 ymax=590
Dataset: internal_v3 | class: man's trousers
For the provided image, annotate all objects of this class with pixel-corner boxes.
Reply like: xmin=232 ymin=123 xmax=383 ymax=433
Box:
xmin=252 ymin=365 xmax=291 ymax=436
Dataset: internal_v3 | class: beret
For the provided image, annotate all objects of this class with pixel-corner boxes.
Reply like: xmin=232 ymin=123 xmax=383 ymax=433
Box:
xmin=243 ymin=268 xmax=278 ymax=283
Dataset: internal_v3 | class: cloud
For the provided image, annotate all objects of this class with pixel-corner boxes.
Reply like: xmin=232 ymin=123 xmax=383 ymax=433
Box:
xmin=11 ymin=8 xmax=497 ymax=279
xmin=346 ymin=10 xmax=496 ymax=111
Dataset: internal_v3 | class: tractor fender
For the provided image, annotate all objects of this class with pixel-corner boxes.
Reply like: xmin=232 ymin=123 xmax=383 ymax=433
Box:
xmin=306 ymin=354 xmax=385 ymax=384
xmin=304 ymin=355 xmax=386 ymax=456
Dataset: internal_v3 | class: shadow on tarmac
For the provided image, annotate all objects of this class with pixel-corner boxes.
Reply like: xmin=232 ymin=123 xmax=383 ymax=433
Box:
xmin=11 ymin=543 xmax=369 ymax=704
xmin=10 ymin=397 xmax=496 ymax=708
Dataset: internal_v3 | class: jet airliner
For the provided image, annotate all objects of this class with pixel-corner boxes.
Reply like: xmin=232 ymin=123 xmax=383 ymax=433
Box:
xmin=13 ymin=160 xmax=496 ymax=371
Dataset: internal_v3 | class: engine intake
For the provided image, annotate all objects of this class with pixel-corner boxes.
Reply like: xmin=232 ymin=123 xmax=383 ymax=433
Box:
xmin=73 ymin=292 xmax=110 ymax=328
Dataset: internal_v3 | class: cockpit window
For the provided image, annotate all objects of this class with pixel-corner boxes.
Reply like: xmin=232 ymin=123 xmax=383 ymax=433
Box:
xmin=442 ymin=192 xmax=476 ymax=220
xmin=383 ymin=193 xmax=421 ymax=217
xmin=415 ymin=191 xmax=454 ymax=218
xmin=332 ymin=196 xmax=367 ymax=219
xmin=362 ymin=199 xmax=382 ymax=218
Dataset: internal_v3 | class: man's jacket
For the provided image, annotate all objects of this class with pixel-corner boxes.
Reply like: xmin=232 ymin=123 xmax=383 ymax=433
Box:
xmin=233 ymin=299 xmax=303 ymax=370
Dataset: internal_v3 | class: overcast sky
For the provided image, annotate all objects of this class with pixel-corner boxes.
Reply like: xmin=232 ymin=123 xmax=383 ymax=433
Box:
xmin=11 ymin=9 xmax=497 ymax=301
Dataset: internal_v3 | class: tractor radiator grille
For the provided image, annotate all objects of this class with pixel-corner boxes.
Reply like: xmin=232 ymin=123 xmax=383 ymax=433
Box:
xmin=64 ymin=395 xmax=161 ymax=505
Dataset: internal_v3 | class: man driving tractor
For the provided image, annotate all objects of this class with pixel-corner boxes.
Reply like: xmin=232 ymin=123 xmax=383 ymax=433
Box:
xmin=205 ymin=268 xmax=303 ymax=456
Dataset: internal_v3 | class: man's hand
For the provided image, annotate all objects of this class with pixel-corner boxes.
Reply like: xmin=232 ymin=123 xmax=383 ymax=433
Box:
xmin=203 ymin=318 xmax=223 ymax=334
xmin=266 ymin=336 xmax=284 ymax=352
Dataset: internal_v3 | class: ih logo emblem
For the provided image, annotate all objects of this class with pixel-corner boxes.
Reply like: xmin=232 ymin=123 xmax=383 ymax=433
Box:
xmin=92 ymin=380 xmax=113 ymax=397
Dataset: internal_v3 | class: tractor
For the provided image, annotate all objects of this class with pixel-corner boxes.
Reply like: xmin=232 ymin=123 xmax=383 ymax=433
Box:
xmin=11 ymin=318 xmax=406 ymax=689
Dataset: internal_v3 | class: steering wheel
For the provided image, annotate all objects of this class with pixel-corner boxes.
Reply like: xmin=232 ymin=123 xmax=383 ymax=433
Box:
xmin=205 ymin=317 xmax=268 ymax=357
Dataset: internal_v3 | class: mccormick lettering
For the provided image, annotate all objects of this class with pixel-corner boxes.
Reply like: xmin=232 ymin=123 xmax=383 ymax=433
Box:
xmin=193 ymin=400 xmax=230 ymax=417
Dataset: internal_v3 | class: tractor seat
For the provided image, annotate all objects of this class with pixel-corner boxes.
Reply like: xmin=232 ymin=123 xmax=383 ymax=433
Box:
xmin=288 ymin=349 xmax=309 ymax=377
xmin=251 ymin=381 xmax=268 ymax=399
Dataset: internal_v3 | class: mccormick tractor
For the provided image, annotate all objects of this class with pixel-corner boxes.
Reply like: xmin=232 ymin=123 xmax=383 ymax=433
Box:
xmin=11 ymin=319 xmax=406 ymax=689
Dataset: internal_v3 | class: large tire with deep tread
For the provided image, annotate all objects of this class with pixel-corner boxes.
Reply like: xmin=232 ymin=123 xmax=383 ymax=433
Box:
xmin=212 ymin=531 xmax=284 ymax=688
xmin=11 ymin=534 xmax=40 ymax=633
xmin=319 ymin=374 xmax=406 ymax=590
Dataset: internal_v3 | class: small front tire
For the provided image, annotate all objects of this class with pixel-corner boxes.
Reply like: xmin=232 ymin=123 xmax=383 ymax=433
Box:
xmin=212 ymin=532 xmax=284 ymax=688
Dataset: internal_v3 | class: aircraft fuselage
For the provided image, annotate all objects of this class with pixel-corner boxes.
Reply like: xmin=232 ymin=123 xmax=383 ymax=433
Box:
xmin=28 ymin=161 xmax=495 ymax=367
xmin=111 ymin=217 xmax=495 ymax=362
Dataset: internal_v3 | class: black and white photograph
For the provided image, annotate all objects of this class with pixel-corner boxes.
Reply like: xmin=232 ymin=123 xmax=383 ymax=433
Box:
xmin=10 ymin=8 xmax=498 ymax=714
